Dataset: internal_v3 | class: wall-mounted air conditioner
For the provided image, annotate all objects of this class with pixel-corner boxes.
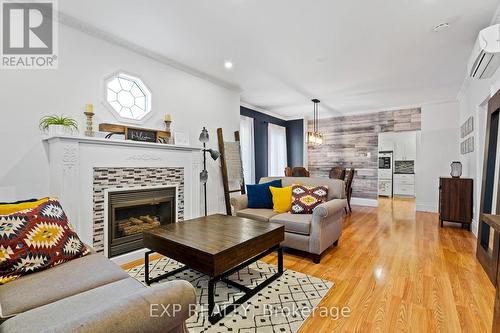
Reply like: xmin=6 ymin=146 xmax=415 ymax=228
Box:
xmin=468 ymin=24 xmax=500 ymax=79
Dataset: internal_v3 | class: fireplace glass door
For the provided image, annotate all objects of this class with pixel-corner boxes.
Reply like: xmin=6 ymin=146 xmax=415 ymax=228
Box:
xmin=108 ymin=187 xmax=176 ymax=257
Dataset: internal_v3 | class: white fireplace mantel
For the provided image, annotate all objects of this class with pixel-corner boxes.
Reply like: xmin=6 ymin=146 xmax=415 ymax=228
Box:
xmin=43 ymin=135 xmax=201 ymax=152
xmin=43 ymin=135 xmax=203 ymax=252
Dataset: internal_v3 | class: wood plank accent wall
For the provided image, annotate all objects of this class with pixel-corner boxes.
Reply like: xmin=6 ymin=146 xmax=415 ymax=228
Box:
xmin=308 ymin=108 xmax=421 ymax=199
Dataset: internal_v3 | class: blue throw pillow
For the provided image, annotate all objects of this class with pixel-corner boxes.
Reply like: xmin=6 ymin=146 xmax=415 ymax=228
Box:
xmin=247 ymin=179 xmax=282 ymax=209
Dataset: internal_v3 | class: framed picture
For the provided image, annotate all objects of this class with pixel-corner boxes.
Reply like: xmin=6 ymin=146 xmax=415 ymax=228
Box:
xmin=461 ymin=116 xmax=474 ymax=139
xmin=468 ymin=136 xmax=474 ymax=153
xmin=174 ymin=131 xmax=190 ymax=146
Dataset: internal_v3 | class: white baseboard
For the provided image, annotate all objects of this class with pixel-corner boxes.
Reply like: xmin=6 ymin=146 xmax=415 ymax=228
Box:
xmin=471 ymin=218 xmax=478 ymax=237
xmin=351 ymin=197 xmax=379 ymax=207
xmin=416 ymin=202 xmax=437 ymax=213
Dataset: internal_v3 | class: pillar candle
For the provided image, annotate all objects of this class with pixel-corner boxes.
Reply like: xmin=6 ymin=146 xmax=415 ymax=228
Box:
xmin=85 ymin=104 xmax=94 ymax=114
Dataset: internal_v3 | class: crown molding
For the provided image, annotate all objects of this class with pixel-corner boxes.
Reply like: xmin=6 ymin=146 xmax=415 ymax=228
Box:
xmin=311 ymin=99 xmax=458 ymax=119
xmin=240 ymin=101 xmax=290 ymax=120
xmin=56 ymin=11 xmax=241 ymax=93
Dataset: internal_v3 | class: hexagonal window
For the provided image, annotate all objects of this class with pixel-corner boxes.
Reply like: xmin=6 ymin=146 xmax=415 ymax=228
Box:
xmin=105 ymin=72 xmax=151 ymax=123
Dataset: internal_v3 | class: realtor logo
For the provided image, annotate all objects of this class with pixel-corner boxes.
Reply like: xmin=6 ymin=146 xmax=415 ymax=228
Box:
xmin=1 ymin=0 xmax=58 ymax=69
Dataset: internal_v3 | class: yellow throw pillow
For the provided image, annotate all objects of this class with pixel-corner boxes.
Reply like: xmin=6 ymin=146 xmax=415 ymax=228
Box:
xmin=0 ymin=198 xmax=49 ymax=215
xmin=269 ymin=186 xmax=292 ymax=213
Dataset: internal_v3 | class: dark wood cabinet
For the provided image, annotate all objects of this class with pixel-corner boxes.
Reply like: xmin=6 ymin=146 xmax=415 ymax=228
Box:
xmin=439 ymin=177 xmax=473 ymax=230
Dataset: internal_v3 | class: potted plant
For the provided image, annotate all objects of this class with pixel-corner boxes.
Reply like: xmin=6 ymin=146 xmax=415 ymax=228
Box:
xmin=39 ymin=115 xmax=79 ymax=136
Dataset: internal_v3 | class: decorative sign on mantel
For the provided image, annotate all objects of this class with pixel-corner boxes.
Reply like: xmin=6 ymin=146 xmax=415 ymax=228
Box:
xmin=126 ymin=127 xmax=157 ymax=143
xmin=99 ymin=123 xmax=170 ymax=143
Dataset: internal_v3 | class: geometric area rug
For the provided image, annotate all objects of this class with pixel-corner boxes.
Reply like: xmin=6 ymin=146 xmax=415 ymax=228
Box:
xmin=127 ymin=257 xmax=334 ymax=333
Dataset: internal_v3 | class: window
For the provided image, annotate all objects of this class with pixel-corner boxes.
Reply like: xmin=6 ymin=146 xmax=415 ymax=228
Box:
xmin=268 ymin=123 xmax=287 ymax=177
xmin=240 ymin=115 xmax=255 ymax=184
xmin=105 ymin=72 xmax=152 ymax=123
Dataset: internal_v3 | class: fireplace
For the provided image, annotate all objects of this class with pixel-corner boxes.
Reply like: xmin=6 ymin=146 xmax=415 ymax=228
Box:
xmin=107 ymin=187 xmax=176 ymax=257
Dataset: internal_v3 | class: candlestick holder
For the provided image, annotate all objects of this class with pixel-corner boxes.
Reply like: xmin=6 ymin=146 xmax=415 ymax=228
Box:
xmin=84 ymin=111 xmax=94 ymax=137
xmin=163 ymin=120 xmax=173 ymax=144
xmin=164 ymin=120 xmax=172 ymax=132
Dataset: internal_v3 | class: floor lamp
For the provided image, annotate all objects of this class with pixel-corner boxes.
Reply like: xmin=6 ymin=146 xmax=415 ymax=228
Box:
xmin=199 ymin=127 xmax=220 ymax=216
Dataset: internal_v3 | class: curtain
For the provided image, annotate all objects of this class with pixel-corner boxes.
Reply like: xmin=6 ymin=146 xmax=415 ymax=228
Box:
xmin=239 ymin=115 xmax=255 ymax=185
xmin=268 ymin=123 xmax=288 ymax=177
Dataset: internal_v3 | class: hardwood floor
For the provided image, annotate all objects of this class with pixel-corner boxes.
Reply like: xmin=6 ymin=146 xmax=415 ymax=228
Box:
xmin=123 ymin=198 xmax=495 ymax=332
xmin=262 ymin=198 xmax=495 ymax=332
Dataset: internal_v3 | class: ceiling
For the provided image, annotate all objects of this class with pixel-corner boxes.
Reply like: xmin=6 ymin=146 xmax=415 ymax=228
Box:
xmin=60 ymin=0 xmax=498 ymax=118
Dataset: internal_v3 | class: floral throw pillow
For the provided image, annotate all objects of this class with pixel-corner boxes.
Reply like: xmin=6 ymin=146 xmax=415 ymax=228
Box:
xmin=291 ymin=185 xmax=328 ymax=214
xmin=0 ymin=198 xmax=90 ymax=284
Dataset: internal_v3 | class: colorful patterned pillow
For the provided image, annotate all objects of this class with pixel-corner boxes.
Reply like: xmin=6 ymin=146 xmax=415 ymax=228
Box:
xmin=291 ymin=185 xmax=328 ymax=214
xmin=0 ymin=197 xmax=49 ymax=215
xmin=0 ymin=198 xmax=90 ymax=284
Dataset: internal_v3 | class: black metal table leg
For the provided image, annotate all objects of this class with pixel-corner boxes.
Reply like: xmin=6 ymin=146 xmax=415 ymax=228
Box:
xmin=278 ymin=247 xmax=283 ymax=274
xmin=145 ymin=250 xmax=153 ymax=286
xmin=207 ymin=246 xmax=284 ymax=324
xmin=144 ymin=250 xmax=190 ymax=286
xmin=208 ymin=279 xmax=215 ymax=316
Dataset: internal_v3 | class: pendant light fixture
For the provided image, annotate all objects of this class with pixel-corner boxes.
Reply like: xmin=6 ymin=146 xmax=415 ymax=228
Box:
xmin=307 ymin=99 xmax=323 ymax=145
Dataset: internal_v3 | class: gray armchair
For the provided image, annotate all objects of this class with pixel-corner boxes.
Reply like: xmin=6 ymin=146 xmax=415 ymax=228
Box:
xmin=231 ymin=177 xmax=347 ymax=263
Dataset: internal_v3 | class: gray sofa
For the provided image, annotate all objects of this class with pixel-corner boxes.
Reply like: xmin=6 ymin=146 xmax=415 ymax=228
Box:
xmin=231 ymin=177 xmax=347 ymax=263
xmin=0 ymin=249 xmax=196 ymax=333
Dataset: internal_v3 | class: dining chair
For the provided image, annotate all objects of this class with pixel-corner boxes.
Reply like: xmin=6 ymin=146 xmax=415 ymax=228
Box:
xmin=344 ymin=168 xmax=355 ymax=213
xmin=329 ymin=166 xmax=346 ymax=180
xmin=291 ymin=167 xmax=310 ymax=177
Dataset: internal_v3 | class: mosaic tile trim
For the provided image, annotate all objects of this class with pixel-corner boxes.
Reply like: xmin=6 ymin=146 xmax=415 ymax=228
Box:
xmin=92 ymin=167 xmax=184 ymax=253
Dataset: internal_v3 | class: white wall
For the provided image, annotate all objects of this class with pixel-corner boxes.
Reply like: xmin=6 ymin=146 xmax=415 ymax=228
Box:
xmin=0 ymin=23 xmax=240 ymax=215
xmin=415 ymin=101 xmax=461 ymax=213
xmin=458 ymin=68 xmax=500 ymax=235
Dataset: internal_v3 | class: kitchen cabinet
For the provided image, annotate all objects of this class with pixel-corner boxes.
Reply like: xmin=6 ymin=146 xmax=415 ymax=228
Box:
xmin=379 ymin=131 xmax=417 ymax=159
xmin=404 ymin=132 xmax=417 ymax=160
xmin=394 ymin=174 xmax=415 ymax=197
xmin=378 ymin=132 xmax=395 ymax=152
xmin=393 ymin=141 xmax=404 ymax=160
xmin=393 ymin=132 xmax=417 ymax=161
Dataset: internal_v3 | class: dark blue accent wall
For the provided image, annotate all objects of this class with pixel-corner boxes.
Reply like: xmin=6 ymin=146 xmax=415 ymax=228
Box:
xmin=286 ymin=119 xmax=304 ymax=168
xmin=240 ymin=106 xmax=304 ymax=183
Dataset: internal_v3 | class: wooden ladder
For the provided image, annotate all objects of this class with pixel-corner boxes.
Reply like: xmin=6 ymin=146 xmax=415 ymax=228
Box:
xmin=217 ymin=128 xmax=245 ymax=215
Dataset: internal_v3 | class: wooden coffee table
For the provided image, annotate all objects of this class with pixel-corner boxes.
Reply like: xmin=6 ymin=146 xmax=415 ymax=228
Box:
xmin=142 ymin=214 xmax=285 ymax=324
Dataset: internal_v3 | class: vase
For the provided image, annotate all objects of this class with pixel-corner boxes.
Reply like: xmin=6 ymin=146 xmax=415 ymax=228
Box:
xmin=450 ymin=161 xmax=462 ymax=178
xmin=48 ymin=125 xmax=74 ymax=137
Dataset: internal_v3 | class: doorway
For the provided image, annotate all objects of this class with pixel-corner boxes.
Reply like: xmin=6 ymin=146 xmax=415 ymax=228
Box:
xmin=377 ymin=131 xmax=420 ymax=204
